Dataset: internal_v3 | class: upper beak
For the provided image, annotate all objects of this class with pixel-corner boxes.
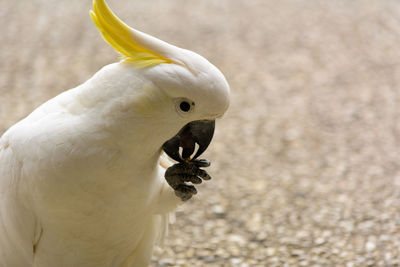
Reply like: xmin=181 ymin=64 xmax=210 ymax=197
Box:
xmin=162 ymin=120 xmax=215 ymax=163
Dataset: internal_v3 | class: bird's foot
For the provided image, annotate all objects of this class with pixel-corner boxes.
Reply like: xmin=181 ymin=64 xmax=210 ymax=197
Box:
xmin=164 ymin=159 xmax=211 ymax=201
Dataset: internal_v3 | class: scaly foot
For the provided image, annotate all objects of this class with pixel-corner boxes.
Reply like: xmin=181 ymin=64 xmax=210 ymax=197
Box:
xmin=164 ymin=159 xmax=211 ymax=201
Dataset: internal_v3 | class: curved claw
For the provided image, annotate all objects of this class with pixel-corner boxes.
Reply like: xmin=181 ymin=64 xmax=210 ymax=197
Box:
xmin=192 ymin=159 xmax=211 ymax=168
xmin=196 ymin=169 xmax=212 ymax=181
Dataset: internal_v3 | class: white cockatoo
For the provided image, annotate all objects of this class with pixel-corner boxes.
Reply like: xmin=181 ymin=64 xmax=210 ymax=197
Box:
xmin=0 ymin=0 xmax=230 ymax=266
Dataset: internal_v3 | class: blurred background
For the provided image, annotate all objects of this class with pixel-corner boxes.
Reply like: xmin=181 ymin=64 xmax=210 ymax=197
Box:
xmin=1 ymin=0 xmax=400 ymax=266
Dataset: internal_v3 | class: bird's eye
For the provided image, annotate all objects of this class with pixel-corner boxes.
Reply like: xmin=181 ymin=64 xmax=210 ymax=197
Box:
xmin=179 ymin=101 xmax=191 ymax=112
xmin=176 ymin=98 xmax=195 ymax=114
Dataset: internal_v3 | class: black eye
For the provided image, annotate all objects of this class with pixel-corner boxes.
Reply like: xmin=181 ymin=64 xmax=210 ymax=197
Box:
xmin=179 ymin=101 xmax=192 ymax=112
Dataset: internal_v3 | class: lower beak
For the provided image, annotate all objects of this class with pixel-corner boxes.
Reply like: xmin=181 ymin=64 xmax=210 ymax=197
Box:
xmin=162 ymin=120 xmax=215 ymax=163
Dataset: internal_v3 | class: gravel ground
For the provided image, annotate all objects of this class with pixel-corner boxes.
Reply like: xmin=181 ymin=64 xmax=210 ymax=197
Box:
xmin=2 ymin=0 xmax=400 ymax=266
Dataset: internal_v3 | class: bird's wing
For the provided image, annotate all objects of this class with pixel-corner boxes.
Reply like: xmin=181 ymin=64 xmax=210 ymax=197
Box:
xmin=0 ymin=135 xmax=39 ymax=266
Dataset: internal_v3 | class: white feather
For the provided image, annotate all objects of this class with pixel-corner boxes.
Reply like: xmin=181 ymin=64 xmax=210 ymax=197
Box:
xmin=0 ymin=2 xmax=229 ymax=265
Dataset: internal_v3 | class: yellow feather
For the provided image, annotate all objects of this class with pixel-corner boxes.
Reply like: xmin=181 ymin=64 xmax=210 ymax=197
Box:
xmin=90 ymin=0 xmax=174 ymax=67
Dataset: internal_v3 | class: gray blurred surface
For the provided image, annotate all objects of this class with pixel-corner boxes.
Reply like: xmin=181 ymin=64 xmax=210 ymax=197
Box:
xmin=1 ymin=0 xmax=400 ymax=266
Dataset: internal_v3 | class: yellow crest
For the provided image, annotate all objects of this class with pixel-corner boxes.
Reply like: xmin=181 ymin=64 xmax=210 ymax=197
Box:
xmin=90 ymin=0 xmax=175 ymax=68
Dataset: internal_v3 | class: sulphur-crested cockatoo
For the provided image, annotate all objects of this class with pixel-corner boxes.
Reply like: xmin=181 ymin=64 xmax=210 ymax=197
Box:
xmin=0 ymin=0 xmax=230 ymax=266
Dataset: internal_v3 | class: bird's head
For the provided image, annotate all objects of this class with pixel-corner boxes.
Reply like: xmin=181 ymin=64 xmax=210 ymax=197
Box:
xmin=90 ymin=0 xmax=230 ymax=161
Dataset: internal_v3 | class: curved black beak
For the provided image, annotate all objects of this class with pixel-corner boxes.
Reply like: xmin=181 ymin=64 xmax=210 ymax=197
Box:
xmin=162 ymin=120 xmax=215 ymax=163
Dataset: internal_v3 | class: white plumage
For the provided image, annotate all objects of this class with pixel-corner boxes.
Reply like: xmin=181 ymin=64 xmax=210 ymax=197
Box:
xmin=0 ymin=0 xmax=229 ymax=266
